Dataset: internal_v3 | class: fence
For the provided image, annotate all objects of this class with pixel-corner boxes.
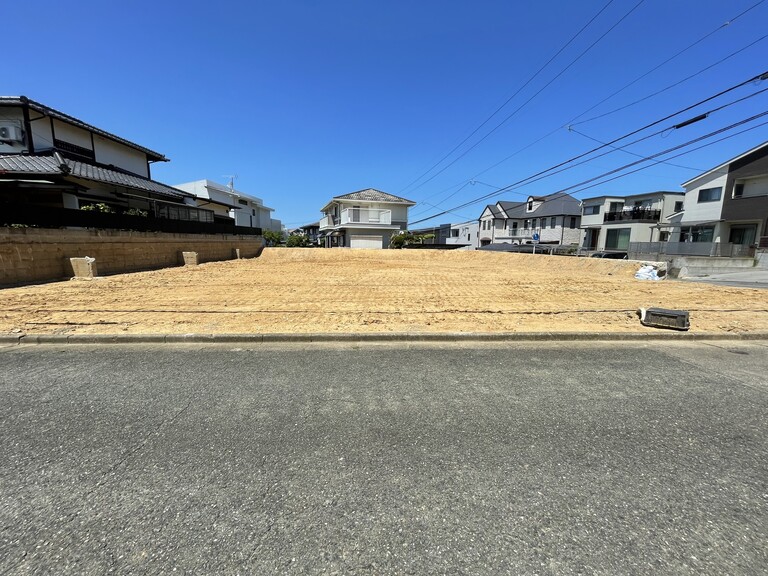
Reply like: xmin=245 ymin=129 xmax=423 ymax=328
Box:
xmin=629 ymin=241 xmax=755 ymax=259
xmin=2 ymin=205 xmax=262 ymax=236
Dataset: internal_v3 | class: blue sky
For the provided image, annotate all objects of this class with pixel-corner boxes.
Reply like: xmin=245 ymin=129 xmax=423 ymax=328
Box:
xmin=6 ymin=0 xmax=768 ymax=228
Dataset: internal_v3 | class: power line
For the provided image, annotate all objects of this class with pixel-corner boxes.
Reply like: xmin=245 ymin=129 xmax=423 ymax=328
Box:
xmin=399 ymin=0 xmax=636 ymax=196
xmin=407 ymin=69 xmax=768 ymax=224
xmin=568 ymin=0 xmax=767 ymax=126
xmin=571 ymin=31 xmax=768 ymax=127
xmin=405 ymin=0 xmax=647 ymax=194
xmin=409 ymin=105 xmax=768 ymax=225
xmin=412 ymin=3 xmax=768 ymax=214
xmin=565 ymin=118 xmax=768 ymax=197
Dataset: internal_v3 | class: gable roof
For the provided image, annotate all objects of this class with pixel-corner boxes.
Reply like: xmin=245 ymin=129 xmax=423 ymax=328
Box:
xmin=333 ymin=188 xmax=415 ymax=205
xmin=0 ymin=153 xmax=189 ymax=200
xmin=0 ymin=96 xmax=168 ymax=162
xmin=681 ymin=140 xmax=768 ymax=188
xmin=497 ymin=192 xmax=581 ymax=218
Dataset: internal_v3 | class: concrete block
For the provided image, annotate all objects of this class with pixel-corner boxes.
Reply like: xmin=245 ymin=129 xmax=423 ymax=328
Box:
xmin=69 ymin=257 xmax=98 ymax=279
xmin=181 ymin=251 xmax=199 ymax=266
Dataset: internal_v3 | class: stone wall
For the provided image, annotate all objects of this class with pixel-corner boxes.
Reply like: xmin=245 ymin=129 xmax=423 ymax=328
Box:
xmin=0 ymin=227 xmax=264 ymax=286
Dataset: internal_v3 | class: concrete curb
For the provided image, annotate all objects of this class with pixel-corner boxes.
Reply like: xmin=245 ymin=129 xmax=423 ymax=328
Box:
xmin=1 ymin=331 xmax=768 ymax=345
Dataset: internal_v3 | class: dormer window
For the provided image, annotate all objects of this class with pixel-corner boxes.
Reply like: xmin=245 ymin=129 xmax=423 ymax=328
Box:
xmin=527 ymin=200 xmax=533 ymax=211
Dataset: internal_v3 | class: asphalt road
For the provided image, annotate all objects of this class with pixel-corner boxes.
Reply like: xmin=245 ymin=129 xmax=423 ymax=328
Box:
xmin=0 ymin=341 xmax=766 ymax=575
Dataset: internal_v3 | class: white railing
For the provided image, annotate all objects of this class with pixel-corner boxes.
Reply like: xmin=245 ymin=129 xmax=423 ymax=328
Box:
xmin=319 ymin=214 xmax=337 ymax=229
xmin=629 ymin=242 xmax=756 ymax=258
xmin=340 ymin=208 xmax=391 ymax=225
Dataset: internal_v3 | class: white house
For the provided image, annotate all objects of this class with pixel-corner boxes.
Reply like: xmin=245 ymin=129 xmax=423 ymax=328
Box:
xmin=580 ymin=191 xmax=684 ymax=251
xmin=669 ymin=140 xmax=768 ymax=248
xmin=319 ymin=188 xmax=415 ymax=249
xmin=478 ymin=193 xmax=581 ymax=247
xmin=174 ymin=179 xmax=282 ymax=233
xmin=446 ymin=220 xmax=479 ymax=249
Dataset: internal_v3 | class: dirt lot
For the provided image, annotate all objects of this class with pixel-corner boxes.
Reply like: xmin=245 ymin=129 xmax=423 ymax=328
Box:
xmin=1 ymin=248 xmax=767 ymax=335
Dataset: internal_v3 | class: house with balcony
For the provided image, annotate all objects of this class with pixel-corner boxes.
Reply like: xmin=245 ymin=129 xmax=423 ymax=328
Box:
xmin=174 ymin=179 xmax=281 ymax=233
xmin=0 ymin=95 xmax=220 ymax=232
xmin=319 ymin=188 xmax=415 ymax=249
xmin=579 ymin=191 xmax=684 ymax=252
xmin=665 ymin=140 xmax=768 ymax=251
xmin=478 ymin=193 xmax=581 ymax=247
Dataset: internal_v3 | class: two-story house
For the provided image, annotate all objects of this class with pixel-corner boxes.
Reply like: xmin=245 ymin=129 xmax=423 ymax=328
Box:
xmin=319 ymin=189 xmax=415 ymax=249
xmin=579 ymin=191 xmax=684 ymax=252
xmin=0 ymin=96 xmax=215 ymax=227
xmin=668 ymin=140 xmax=768 ymax=249
xmin=174 ymin=179 xmax=282 ymax=232
xmin=478 ymin=193 xmax=581 ymax=247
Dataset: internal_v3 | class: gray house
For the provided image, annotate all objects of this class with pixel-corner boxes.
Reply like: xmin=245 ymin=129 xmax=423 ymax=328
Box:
xmin=478 ymin=193 xmax=581 ymax=247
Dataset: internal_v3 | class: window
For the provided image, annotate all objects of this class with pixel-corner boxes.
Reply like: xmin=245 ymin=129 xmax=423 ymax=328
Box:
xmin=733 ymin=183 xmax=744 ymax=198
xmin=532 ymin=218 xmax=538 ymax=229
xmin=697 ymin=187 xmax=721 ymax=203
xmin=550 ymin=217 xmax=556 ymax=229
xmin=608 ymin=202 xmax=624 ymax=212
xmin=606 ymin=228 xmax=631 ymax=250
xmin=659 ymin=231 xmax=669 ymax=242
xmin=524 ymin=219 xmax=530 ymax=230
xmin=673 ymin=201 xmax=683 ymax=212
xmin=583 ymin=205 xmax=600 ymax=215
xmin=527 ymin=200 xmax=533 ymax=211
xmin=681 ymin=226 xmax=714 ymax=242
xmin=569 ymin=217 xmax=577 ymax=229
xmin=238 ymin=199 xmax=248 ymax=206
xmin=252 ymin=209 xmax=256 ymax=216
xmin=511 ymin=221 xmax=518 ymax=231
xmin=451 ymin=229 xmax=460 ymax=237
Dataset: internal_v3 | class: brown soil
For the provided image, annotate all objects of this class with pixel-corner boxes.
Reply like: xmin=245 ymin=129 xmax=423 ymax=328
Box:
xmin=1 ymin=249 xmax=766 ymax=335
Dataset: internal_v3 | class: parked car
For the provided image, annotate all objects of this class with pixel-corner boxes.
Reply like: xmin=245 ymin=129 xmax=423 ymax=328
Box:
xmin=591 ymin=251 xmax=627 ymax=259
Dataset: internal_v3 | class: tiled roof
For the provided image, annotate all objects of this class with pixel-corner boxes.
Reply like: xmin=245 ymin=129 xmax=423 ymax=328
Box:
xmin=334 ymin=188 xmax=415 ymax=204
xmin=0 ymin=154 xmax=189 ymax=200
xmin=0 ymin=96 xmax=168 ymax=162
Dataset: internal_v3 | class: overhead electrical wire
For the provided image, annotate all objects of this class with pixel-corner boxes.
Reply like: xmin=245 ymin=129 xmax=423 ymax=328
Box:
xmin=409 ymin=1 xmax=768 ymax=214
xmin=403 ymin=0 xmax=647 ymax=197
xmin=409 ymin=109 xmax=768 ymax=226
xmin=399 ymin=0 xmax=635 ymax=197
xmin=568 ymin=0 xmax=767 ymax=126
xmin=406 ymin=69 xmax=768 ymax=224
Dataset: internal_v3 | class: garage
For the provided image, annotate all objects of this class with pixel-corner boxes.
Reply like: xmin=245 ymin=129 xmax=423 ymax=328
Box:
xmin=350 ymin=235 xmax=383 ymax=249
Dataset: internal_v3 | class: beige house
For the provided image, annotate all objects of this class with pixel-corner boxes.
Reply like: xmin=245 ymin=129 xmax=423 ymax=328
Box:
xmin=319 ymin=189 xmax=415 ymax=248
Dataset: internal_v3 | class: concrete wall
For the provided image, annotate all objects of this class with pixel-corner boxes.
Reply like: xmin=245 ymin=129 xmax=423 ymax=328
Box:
xmin=0 ymin=227 xmax=264 ymax=286
xmin=667 ymin=255 xmax=755 ymax=278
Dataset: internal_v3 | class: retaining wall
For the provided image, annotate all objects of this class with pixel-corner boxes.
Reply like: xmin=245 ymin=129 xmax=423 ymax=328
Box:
xmin=667 ymin=255 xmax=755 ymax=278
xmin=0 ymin=227 xmax=264 ymax=286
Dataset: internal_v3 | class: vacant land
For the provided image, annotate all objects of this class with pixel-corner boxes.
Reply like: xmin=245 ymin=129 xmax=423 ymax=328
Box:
xmin=1 ymin=249 xmax=766 ymax=335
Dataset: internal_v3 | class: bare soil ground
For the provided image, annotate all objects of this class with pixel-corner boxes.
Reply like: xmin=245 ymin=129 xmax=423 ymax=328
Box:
xmin=1 ymin=249 xmax=767 ymax=335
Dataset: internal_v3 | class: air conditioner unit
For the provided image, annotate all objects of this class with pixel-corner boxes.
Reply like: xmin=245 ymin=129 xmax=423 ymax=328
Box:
xmin=0 ymin=122 xmax=24 ymax=143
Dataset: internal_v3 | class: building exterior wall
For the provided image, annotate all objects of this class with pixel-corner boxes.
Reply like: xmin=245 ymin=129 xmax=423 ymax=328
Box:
xmin=674 ymin=172 xmax=728 ymax=242
xmin=93 ymin=135 xmax=149 ymax=177
xmin=0 ymin=227 xmax=264 ymax=286
xmin=446 ymin=221 xmax=478 ymax=247
xmin=722 ymin=148 xmax=768 ymax=241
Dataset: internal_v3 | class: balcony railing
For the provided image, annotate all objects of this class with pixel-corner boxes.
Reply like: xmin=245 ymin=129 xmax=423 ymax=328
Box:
xmin=319 ymin=214 xmax=338 ymax=229
xmin=340 ymin=208 xmax=391 ymax=226
xmin=629 ymin=241 xmax=755 ymax=258
xmin=604 ymin=208 xmax=661 ymax=223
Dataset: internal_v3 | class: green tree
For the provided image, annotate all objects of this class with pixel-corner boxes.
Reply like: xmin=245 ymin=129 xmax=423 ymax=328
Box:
xmin=263 ymin=229 xmax=284 ymax=246
xmin=286 ymin=234 xmax=310 ymax=247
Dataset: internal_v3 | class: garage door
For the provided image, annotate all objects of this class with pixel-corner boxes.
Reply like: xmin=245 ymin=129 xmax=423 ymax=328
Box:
xmin=350 ymin=235 xmax=383 ymax=249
